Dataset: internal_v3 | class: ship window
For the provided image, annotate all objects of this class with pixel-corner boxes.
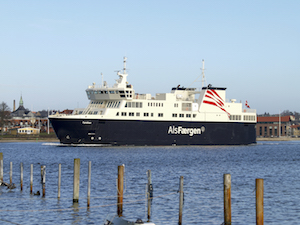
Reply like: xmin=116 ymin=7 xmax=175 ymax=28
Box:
xmin=120 ymin=91 xmax=124 ymax=93
xmin=136 ymin=112 xmax=140 ymax=116
xmin=179 ymin=114 xmax=184 ymax=117
xmin=186 ymin=114 xmax=191 ymax=118
xmin=120 ymin=95 xmax=125 ymax=98
xmin=129 ymin=112 xmax=134 ymax=116
xmin=121 ymin=112 xmax=127 ymax=116
xmin=116 ymin=90 xmax=119 ymax=94
xmin=193 ymin=114 xmax=196 ymax=118
xmin=174 ymin=103 xmax=178 ymax=107
xmin=116 ymin=112 xmax=119 ymax=116
xmin=151 ymin=113 xmax=154 ymax=117
xmin=144 ymin=113 xmax=149 ymax=117
xmin=109 ymin=91 xmax=115 ymax=94
xmin=158 ymin=113 xmax=163 ymax=117
xmin=172 ymin=113 xmax=177 ymax=117
xmin=93 ymin=111 xmax=98 ymax=115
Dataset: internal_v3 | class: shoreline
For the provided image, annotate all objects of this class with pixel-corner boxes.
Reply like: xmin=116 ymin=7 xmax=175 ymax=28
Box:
xmin=256 ymin=137 xmax=300 ymax=141
xmin=0 ymin=137 xmax=300 ymax=143
xmin=0 ymin=137 xmax=59 ymax=143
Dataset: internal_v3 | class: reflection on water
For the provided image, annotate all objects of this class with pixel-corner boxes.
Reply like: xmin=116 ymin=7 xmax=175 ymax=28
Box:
xmin=0 ymin=141 xmax=300 ymax=224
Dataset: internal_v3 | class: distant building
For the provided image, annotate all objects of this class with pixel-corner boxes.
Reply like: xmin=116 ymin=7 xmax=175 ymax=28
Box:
xmin=11 ymin=127 xmax=40 ymax=135
xmin=10 ymin=95 xmax=31 ymax=118
xmin=256 ymin=115 xmax=295 ymax=137
xmin=8 ymin=96 xmax=50 ymax=133
xmin=290 ymin=125 xmax=300 ymax=137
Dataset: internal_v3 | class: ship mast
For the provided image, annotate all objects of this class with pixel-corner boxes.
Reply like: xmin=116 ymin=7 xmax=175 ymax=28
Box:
xmin=123 ymin=56 xmax=127 ymax=74
xmin=201 ymin=59 xmax=206 ymax=87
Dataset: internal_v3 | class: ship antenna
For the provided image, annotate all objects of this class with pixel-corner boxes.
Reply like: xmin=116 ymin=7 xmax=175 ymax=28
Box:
xmin=201 ymin=59 xmax=206 ymax=87
xmin=187 ymin=59 xmax=206 ymax=89
xmin=123 ymin=56 xmax=127 ymax=74
xmin=101 ymin=72 xmax=103 ymax=87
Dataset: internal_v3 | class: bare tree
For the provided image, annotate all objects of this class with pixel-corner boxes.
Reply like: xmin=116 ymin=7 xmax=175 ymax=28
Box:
xmin=0 ymin=102 xmax=11 ymax=135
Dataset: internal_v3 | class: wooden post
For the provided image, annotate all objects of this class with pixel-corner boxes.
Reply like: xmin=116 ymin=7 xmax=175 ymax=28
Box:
xmin=73 ymin=158 xmax=80 ymax=203
xmin=10 ymin=162 xmax=12 ymax=184
xmin=178 ymin=176 xmax=184 ymax=225
xmin=87 ymin=161 xmax=91 ymax=207
xmin=40 ymin=165 xmax=43 ymax=183
xmin=147 ymin=170 xmax=153 ymax=197
xmin=20 ymin=162 xmax=23 ymax=191
xmin=256 ymin=179 xmax=264 ymax=225
xmin=42 ymin=166 xmax=46 ymax=197
xmin=147 ymin=170 xmax=152 ymax=221
xmin=224 ymin=174 xmax=231 ymax=225
xmin=0 ymin=152 xmax=3 ymax=182
xmin=30 ymin=164 xmax=33 ymax=194
xmin=117 ymin=165 xmax=124 ymax=217
xmin=58 ymin=163 xmax=61 ymax=198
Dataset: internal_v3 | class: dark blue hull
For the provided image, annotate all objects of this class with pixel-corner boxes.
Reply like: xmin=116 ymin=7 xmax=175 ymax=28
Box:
xmin=49 ymin=118 xmax=256 ymax=145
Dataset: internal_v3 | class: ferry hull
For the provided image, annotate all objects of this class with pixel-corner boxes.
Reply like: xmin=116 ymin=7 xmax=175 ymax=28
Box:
xmin=49 ymin=118 xmax=256 ymax=145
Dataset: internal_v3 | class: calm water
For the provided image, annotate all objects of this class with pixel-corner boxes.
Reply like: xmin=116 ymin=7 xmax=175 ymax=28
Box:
xmin=0 ymin=141 xmax=300 ymax=224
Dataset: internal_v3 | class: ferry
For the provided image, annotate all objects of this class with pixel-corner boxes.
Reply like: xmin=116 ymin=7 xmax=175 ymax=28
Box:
xmin=49 ymin=57 xmax=257 ymax=146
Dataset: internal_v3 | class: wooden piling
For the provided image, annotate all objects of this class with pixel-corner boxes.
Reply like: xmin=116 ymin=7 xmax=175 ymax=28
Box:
xmin=147 ymin=170 xmax=152 ymax=221
xmin=178 ymin=176 xmax=184 ymax=225
xmin=20 ymin=162 xmax=23 ymax=191
xmin=30 ymin=164 xmax=33 ymax=194
xmin=117 ymin=165 xmax=124 ymax=217
xmin=0 ymin=152 xmax=3 ymax=182
xmin=73 ymin=158 xmax=80 ymax=203
xmin=87 ymin=161 xmax=91 ymax=207
xmin=58 ymin=163 xmax=61 ymax=198
xmin=256 ymin=179 xmax=264 ymax=225
xmin=42 ymin=166 xmax=46 ymax=197
xmin=223 ymin=174 xmax=231 ymax=225
xmin=10 ymin=162 xmax=12 ymax=184
xmin=41 ymin=165 xmax=43 ymax=182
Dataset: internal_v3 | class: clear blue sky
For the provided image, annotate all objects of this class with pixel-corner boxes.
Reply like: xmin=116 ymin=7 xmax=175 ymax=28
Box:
xmin=1 ymin=0 xmax=299 ymax=114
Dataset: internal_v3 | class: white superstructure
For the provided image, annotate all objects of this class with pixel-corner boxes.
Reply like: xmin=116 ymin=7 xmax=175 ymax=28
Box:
xmin=64 ymin=57 xmax=256 ymax=124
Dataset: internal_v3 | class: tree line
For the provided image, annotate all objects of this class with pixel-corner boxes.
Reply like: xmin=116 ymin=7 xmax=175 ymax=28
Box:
xmin=0 ymin=102 xmax=11 ymax=135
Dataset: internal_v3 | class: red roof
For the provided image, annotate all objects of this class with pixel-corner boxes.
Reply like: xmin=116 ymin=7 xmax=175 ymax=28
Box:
xmin=257 ymin=115 xmax=294 ymax=122
xmin=61 ymin=109 xmax=73 ymax=114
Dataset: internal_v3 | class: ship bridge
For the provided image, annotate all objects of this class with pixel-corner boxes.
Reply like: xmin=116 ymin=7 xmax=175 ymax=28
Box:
xmin=86 ymin=57 xmax=134 ymax=100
